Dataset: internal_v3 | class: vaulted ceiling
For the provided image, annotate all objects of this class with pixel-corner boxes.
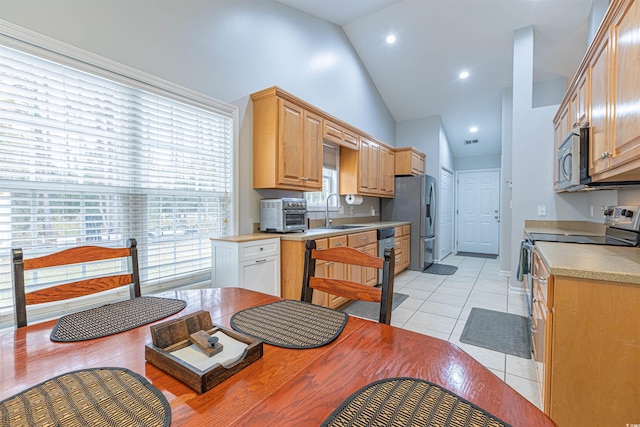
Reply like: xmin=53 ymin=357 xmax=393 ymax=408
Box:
xmin=275 ymin=0 xmax=595 ymax=158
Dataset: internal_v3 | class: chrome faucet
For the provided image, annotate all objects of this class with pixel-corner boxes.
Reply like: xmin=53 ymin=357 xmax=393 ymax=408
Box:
xmin=325 ymin=193 xmax=338 ymax=227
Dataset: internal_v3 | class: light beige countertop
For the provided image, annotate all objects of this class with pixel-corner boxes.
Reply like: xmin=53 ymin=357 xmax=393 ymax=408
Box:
xmin=535 ymin=241 xmax=640 ymax=285
xmin=524 ymin=220 xmax=605 ymax=236
xmin=210 ymin=233 xmax=282 ymax=243
xmin=210 ymin=221 xmax=410 ymax=243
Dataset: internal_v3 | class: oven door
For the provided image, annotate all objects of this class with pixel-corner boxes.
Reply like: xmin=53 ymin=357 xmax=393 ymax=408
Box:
xmin=557 ymin=129 xmax=581 ymax=190
xmin=283 ymin=209 xmax=308 ymax=232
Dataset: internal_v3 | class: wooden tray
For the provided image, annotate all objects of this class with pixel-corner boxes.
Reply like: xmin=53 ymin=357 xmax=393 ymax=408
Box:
xmin=144 ymin=310 xmax=263 ymax=394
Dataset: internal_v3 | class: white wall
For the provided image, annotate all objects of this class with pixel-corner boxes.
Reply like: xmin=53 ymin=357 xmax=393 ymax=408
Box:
xmin=455 ymin=155 xmax=501 ymax=171
xmin=0 ymin=0 xmax=396 ymax=234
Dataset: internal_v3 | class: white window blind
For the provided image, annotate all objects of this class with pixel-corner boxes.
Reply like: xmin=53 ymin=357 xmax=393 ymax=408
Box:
xmin=0 ymin=42 xmax=235 ymax=326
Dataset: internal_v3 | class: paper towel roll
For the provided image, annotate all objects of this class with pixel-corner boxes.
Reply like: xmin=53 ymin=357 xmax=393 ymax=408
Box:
xmin=345 ymin=194 xmax=363 ymax=205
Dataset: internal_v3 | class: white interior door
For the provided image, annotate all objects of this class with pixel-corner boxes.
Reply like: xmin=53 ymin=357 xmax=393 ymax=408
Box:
xmin=456 ymin=170 xmax=500 ymax=255
xmin=439 ymin=168 xmax=454 ymax=259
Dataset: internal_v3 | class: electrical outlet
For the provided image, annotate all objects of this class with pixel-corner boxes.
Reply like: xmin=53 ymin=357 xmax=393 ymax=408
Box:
xmin=370 ymin=206 xmax=376 ymax=216
xmin=537 ymin=205 xmax=546 ymax=216
xmin=338 ymin=205 xmax=344 ymax=214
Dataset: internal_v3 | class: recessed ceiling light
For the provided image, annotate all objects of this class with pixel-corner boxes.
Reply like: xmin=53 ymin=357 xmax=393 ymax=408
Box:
xmin=459 ymin=71 xmax=470 ymax=79
xmin=469 ymin=126 xmax=478 ymax=133
xmin=386 ymin=34 xmax=396 ymax=44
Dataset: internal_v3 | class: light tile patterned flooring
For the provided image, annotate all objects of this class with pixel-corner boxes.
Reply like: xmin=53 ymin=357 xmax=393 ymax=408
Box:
xmin=391 ymin=253 xmax=542 ymax=410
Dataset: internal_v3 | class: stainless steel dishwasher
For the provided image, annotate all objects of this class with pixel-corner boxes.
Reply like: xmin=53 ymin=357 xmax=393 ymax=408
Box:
xmin=377 ymin=227 xmax=395 ymax=284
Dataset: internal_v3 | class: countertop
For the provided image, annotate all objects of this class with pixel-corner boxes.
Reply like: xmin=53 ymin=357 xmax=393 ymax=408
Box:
xmin=523 ymin=219 xmax=605 ymax=236
xmin=535 ymin=242 xmax=640 ymax=285
xmin=210 ymin=221 xmax=410 ymax=243
xmin=523 ymin=220 xmax=640 ymax=285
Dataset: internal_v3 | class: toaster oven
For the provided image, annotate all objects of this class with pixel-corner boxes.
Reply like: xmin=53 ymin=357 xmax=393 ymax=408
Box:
xmin=259 ymin=198 xmax=308 ymax=233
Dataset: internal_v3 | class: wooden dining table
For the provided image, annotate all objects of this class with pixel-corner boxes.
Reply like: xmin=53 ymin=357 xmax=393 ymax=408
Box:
xmin=0 ymin=288 xmax=555 ymax=426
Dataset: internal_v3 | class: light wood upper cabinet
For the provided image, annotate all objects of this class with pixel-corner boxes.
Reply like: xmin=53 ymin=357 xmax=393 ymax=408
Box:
xmin=252 ymin=87 xmax=396 ymax=192
xmin=323 ymin=119 xmax=358 ymax=150
xmin=589 ymin=33 xmax=611 ymax=177
xmin=340 ymin=137 xmax=395 ymax=197
xmin=379 ymin=145 xmax=395 ymax=195
xmin=610 ymin=0 xmax=640 ymax=173
xmin=252 ymin=90 xmax=322 ymax=190
xmin=395 ymin=146 xmax=426 ymax=176
xmin=555 ymin=0 xmax=640 ymax=184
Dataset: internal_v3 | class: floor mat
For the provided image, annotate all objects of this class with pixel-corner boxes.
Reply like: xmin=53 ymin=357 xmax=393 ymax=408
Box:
xmin=457 ymin=252 xmax=498 ymax=259
xmin=460 ymin=307 xmax=532 ymax=359
xmin=340 ymin=292 xmax=408 ymax=321
xmin=423 ymin=263 xmax=458 ymax=275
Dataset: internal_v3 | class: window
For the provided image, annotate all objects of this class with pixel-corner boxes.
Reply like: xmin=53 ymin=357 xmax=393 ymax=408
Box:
xmin=305 ymin=144 xmax=339 ymax=210
xmin=0 ymin=28 xmax=236 ymax=327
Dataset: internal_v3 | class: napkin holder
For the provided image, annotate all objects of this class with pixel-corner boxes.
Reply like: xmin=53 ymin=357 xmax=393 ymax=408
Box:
xmin=145 ymin=310 xmax=263 ymax=393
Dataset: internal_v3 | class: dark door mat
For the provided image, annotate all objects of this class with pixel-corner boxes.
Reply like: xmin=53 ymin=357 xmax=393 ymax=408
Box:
xmin=457 ymin=252 xmax=498 ymax=259
xmin=340 ymin=292 xmax=408 ymax=321
xmin=460 ymin=308 xmax=531 ymax=359
xmin=423 ymin=263 xmax=458 ymax=275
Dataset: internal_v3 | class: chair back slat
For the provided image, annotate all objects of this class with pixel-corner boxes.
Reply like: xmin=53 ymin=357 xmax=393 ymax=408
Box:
xmin=311 ymin=247 xmax=384 ymax=269
xmin=25 ymin=274 xmax=134 ymax=305
xmin=23 ymin=246 xmax=132 ymax=270
xmin=309 ymin=277 xmax=381 ymax=302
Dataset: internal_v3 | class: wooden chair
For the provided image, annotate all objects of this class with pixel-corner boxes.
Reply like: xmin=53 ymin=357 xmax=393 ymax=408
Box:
xmin=301 ymin=239 xmax=395 ymax=324
xmin=11 ymin=238 xmax=141 ymax=328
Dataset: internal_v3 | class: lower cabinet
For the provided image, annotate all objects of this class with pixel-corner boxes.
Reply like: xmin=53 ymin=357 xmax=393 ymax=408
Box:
xmin=211 ymin=237 xmax=281 ymax=296
xmin=394 ymin=225 xmax=411 ymax=273
xmin=533 ymin=249 xmax=640 ymax=427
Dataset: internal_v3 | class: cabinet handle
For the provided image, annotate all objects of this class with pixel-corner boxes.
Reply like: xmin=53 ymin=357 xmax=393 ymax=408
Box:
xmin=531 ymin=325 xmax=537 ymax=333
xmin=300 ymin=177 xmax=309 ymax=181
xmin=255 ymin=259 xmax=267 ymax=264
xmin=334 ymin=242 xmax=343 ymax=246
xmin=600 ymin=151 xmax=611 ymax=159
xmin=360 ymin=236 xmax=366 ymax=241
xmin=536 ymin=277 xmax=548 ymax=285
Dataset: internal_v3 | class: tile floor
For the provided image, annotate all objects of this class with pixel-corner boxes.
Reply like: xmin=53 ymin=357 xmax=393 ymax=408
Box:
xmin=391 ymin=253 xmax=542 ymax=410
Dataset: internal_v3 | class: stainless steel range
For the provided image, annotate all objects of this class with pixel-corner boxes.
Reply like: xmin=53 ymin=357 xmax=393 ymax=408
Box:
xmin=522 ymin=205 xmax=640 ymax=316
xmin=528 ymin=205 xmax=640 ymax=246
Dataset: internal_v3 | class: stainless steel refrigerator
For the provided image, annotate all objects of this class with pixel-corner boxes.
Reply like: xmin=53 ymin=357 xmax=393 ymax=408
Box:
xmin=381 ymin=174 xmax=436 ymax=271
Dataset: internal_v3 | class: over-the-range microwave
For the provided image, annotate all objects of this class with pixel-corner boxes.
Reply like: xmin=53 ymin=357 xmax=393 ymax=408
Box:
xmin=558 ymin=127 xmax=640 ymax=191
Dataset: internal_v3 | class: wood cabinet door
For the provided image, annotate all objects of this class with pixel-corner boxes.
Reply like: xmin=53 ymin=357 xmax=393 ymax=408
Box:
xmin=302 ymin=111 xmax=323 ymax=189
xmin=378 ymin=145 xmax=394 ymax=195
xmin=611 ymin=0 xmax=640 ymax=168
xmin=412 ymin=151 xmax=425 ymax=175
xmin=589 ymin=33 xmax=611 ymax=176
xmin=359 ymin=137 xmax=373 ymax=191
xmin=362 ymin=242 xmax=378 ymax=287
xmin=576 ymin=71 xmax=589 ymax=127
xmin=401 ymin=234 xmax=410 ymax=269
xmin=277 ymin=99 xmax=304 ymax=187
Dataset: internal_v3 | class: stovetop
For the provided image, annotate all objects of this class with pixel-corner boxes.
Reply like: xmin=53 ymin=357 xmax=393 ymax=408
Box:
xmin=528 ymin=232 xmax=635 ymax=246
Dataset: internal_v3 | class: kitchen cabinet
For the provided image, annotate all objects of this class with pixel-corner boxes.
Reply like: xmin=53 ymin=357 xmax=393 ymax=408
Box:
xmin=394 ymin=225 xmax=411 ymax=273
xmin=394 ymin=146 xmax=426 ymax=176
xmin=251 ymin=88 xmax=323 ymax=190
xmin=211 ymin=237 xmax=281 ymax=296
xmin=589 ymin=32 xmax=611 ymax=177
xmin=322 ymin=119 xmax=358 ymax=150
xmin=531 ymin=248 xmax=640 ymax=427
xmin=340 ymin=137 xmax=395 ymax=198
xmin=609 ymin=0 xmax=640 ymax=175
xmin=530 ymin=250 xmax=552 ymax=411
xmin=401 ymin=225 xmax=411 ymax=270
xmin=347 ymin=230 xmax=378 ymax=287
xmin=554 ymin=0 xmax=640 ymax=184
